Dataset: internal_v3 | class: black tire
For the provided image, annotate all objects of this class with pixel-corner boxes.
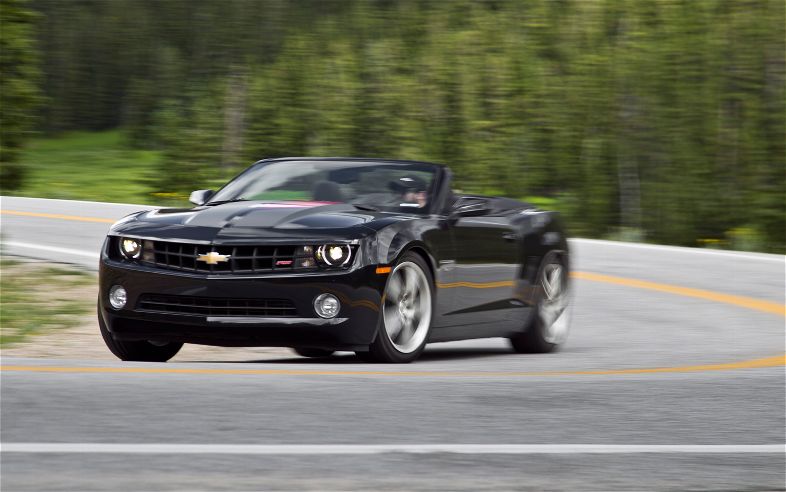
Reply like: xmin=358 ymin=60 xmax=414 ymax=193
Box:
xmin=293 ymin=348 xmax=335 ymax=358
xmin=510 ymin=252 xmax=570 ymax=354
xmin=365 ymin=252 xmax=434 ymax=363
xmin=98 ymin=302 xmax=183 ymax=362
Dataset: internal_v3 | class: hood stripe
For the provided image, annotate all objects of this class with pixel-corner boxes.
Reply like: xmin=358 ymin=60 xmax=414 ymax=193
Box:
xmin=249 ymin=201 xmax=337 ymax=209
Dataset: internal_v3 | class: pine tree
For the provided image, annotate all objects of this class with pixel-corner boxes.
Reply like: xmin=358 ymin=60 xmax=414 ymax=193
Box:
xmin=0 ymin=0 xmax=41 ymax=190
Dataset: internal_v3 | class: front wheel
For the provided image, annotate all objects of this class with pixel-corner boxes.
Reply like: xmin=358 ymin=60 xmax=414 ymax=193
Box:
xmin=510 ymin=253 xmax=571 ymax=353
xmin=98 ymin=303 xmax=183 ymax=362
xmin=366 ymin=252 xmax=434 ymax=363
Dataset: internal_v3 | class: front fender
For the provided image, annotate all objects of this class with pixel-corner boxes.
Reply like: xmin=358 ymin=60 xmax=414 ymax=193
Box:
xmin=368 ymin=217 xmax=445 ymax=269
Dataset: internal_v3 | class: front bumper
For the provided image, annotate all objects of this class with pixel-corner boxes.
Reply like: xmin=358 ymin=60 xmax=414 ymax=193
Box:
xmin=99 ymin=259 xmax=386 ymax=351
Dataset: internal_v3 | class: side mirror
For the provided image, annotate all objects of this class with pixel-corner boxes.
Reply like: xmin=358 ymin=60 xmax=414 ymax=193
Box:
xmin=450 ymin=199 xmax=491 ymax=218
xmin=189 ymin=189 xmax=214 ymax=206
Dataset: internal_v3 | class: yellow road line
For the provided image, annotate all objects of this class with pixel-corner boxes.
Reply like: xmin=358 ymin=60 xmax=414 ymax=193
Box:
xmin=435 ymin=272 xmax=784 ymax=317
xmin=573 ymin=271 xmax=786 ymax=317
xmin=0 ymin=210 xmax=115 ymax=224
xmin=1 ymin=354 xmax=783 ymax=378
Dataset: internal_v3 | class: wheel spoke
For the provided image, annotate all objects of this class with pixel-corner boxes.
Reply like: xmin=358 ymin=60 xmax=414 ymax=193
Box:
xmin=542 ymin=270 xmax=553 ymax=299
xmin=550 ymin=266 xmax=562 ymax=298
xmin=411 ymin=303 xmax=422 ymax=326
xmin=404 ymin=267 xmax=418 ymax=296
xmin=384 ymin=308 xmax=403 ymax=339
xmin=542 ymin=264 xmax=563 ymax=300
xmin=412 ymin=286 xmax=422 ymax=326
xmin=387 ymin=273 xmax=404 ymax=301
xmin=543 ymin=270 xmax=554 ymax=300
xmin=397 ymin=319 xmax=415 ymax=344
xmin=554 ymin=289 xmax=568 ymax=311
xmin=412 ymin=279 xmax=421 ymax=299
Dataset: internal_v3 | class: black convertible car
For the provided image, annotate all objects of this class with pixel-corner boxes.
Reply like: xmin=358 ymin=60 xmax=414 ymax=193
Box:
xmin=99 ymin=158 xmax=571 ymax=363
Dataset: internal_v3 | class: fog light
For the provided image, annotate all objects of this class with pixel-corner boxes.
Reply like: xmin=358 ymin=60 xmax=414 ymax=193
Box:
xmin=109 ymin=285 xmax=127 ymax=310
xmin=314 ymin=293 xmax=340 ymax=318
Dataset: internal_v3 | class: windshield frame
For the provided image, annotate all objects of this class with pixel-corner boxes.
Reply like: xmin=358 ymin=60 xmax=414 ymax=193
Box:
xmin=206 ymin=158 xmax=446 ymax=215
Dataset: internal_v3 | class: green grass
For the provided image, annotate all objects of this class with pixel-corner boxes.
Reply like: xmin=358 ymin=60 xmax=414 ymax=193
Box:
xmin=14 ymin=130 xmax=164 ymax=204
xmin=0 ymin=258 xmax=93 ymax=346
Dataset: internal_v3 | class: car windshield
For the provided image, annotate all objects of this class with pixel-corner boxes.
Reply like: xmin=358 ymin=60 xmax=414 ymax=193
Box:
xmin=207 ymin=160 xmax=438 ymax=214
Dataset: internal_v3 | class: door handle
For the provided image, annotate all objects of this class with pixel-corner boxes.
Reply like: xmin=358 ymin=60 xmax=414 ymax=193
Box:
xmin=502 ymin=232 xmax=517 ymax=241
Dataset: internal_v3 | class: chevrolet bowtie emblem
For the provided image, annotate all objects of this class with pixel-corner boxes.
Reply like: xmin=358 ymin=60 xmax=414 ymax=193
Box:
xmin=197 ymin=251 xmax=231 ymax=265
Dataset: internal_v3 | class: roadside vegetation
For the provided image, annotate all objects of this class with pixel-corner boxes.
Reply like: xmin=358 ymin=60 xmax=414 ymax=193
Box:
xmin=0 ymin=258 xmax=93 ymax=346
xmin=2 ymin=0 xmax=783 ymax=252
xmin=13 ymin=131 xmax=167 ymax=205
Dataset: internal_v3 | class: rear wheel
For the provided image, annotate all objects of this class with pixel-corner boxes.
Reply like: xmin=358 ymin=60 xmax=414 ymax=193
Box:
xmin=365 ymin=252 xmax=434 ymax=363
xmin=510 ymin=253 xmax=570 ymax=353
xmin=293 ymin=348 xmax=335 ymax=358
xmin=98 ymin=303 xmax=183 ymax=362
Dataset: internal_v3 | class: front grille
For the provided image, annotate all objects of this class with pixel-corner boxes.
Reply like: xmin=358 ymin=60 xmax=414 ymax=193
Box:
xmin=137 ymin=294 xmax=297 ymax=317
xmin=140 ymin=241 xmax=311 ymax=274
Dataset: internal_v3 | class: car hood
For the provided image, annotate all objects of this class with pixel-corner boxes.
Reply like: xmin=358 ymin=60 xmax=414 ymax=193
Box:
xmin=111 ymin=201 xmax=413 ymax=242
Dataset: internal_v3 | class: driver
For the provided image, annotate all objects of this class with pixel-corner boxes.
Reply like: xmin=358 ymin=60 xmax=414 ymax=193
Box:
xmin=390 ymin=176 xmax=428 ymax=208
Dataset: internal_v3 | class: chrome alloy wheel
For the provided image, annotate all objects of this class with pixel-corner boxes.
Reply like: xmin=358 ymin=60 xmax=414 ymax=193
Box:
xmin=539 ymin=262 xmax=570 ymax=344
xmin=382 ymin=261 xmax=432 ymax=354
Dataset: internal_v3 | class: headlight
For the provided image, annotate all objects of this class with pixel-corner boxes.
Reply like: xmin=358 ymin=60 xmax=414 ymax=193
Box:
xmin=119 ymin=237 xmax=142 ymax=259
xmin=316 ymin=244 xmax=352 ymax=267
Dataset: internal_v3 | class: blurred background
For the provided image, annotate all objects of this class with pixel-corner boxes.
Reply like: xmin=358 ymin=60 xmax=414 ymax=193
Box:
xmin=1 ymin=4 xmax=784 ymax=489
xmin=1 ymin=0 xmax=784 ymax=252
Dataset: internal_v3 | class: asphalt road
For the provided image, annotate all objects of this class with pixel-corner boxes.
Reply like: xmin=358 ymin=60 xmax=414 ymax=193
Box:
xmin=1 ymin=195 xmax=785 ymax=491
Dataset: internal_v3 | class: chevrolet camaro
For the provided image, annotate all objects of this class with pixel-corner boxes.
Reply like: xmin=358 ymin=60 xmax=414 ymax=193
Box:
xmin=98 ymin=158 xmax=571 ymax=363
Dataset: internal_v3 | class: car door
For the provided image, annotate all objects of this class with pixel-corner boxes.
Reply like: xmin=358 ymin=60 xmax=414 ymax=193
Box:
xmin=441 ymin=197 xmax=520 ymax=335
